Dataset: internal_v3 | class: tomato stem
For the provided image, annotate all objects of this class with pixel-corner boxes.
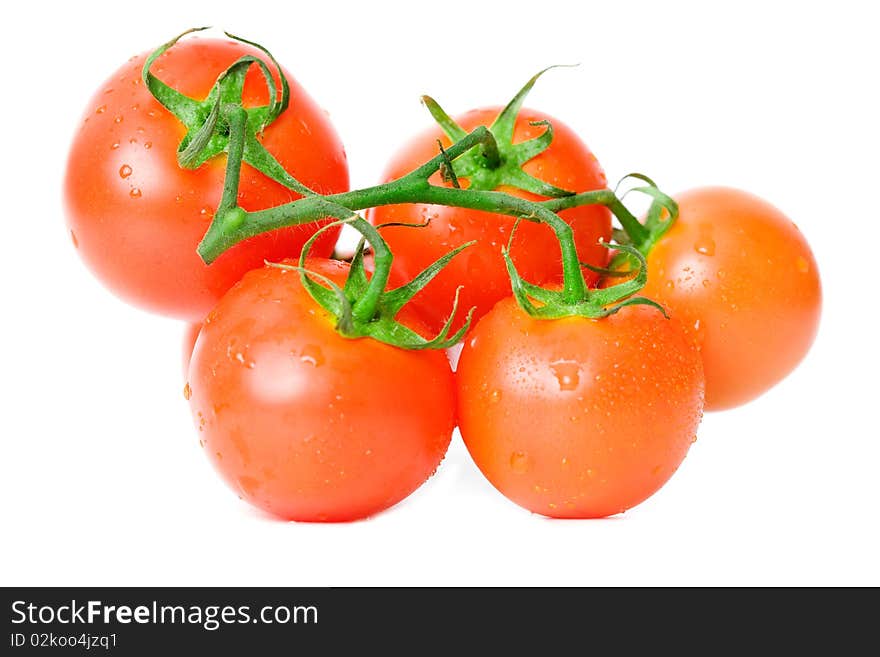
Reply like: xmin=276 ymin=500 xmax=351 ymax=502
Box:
xmin=144 ymin=30 xmax=679 ymax=342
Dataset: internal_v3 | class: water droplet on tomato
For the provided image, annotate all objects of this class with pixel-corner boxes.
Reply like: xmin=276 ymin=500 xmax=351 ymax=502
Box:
xmin=665 ymin=280 xmax=674 ymax=290
xmin=489 ymin=389 xmax=502 ymax=403
xmin=183 ymin=383 xmax=191 ymax=400
xmin=129 ymin=187 xmax=142 ymax=198
xmin=119 ymin=164 xmax=132 ymax=179
xmin=70 ymin=230 xmax=78 ymax=249
xmin=300 ymin=345 xmax=325 ymax=366
xmin=215 ymin=451 xmax=223 ymax=461
xmin=694 ymin=237 xmax=715 ymax=256
xmin=95 ymin=105 xmax=106 ymax=114
xmin=144 ymin=141 xmax=152 ymax=149
xmin=796 ymin=256 xmax=810 ymax=273
xmin=550 ymin=360 xmax=580 ymax=391
xmin=110 ymin=142 xmax=120 ymax=150
xmin=114 ymin=115 xmax=123 ymax=124
xmin=509 ymin=451 xmax=529 ymax=474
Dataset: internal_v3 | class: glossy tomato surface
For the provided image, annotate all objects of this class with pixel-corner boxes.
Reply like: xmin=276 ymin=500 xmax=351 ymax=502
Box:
xmin=368 ymin=107 xmax=610 ymax=332
xmin=187 ymin=259 xmax=456 ymax=521
xmin=641 ymin=187 xmax=821 ymax=410
xmin=65 ymin=38 xmax=349 ymax=320
xmin=456 ymin=300 xmax=705 ymax=518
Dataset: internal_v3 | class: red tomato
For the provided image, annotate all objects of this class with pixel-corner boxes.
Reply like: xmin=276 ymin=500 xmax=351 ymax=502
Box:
xmin=367 ymin=108 xmax=610 ymax=332
xmin=640 ymin=187 xmax=821 ymax=410
xmin=456 ymin=299 xmax=705 ymax=518
xmin=186 ymin=258 xmax=456 ymax=521
xmin=64 ymin=38 xmax=349 ymax=320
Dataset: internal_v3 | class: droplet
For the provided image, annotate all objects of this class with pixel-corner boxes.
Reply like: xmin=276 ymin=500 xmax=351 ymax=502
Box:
xmin=509 ymin=451 xmax=529 ymax=474
xmin=129 ymin=188 xmax=142 ymax=198
xmin=119 ymin=164 xmax=132 ymax=179
xmin=694 ymin=237 xmax=715 ymax=256
xmin=796 ymin=256 xmax=809 ymax=273
xmin=300 ymin=345 xmax=325 ymax=367
xmin=183 ymin=383 xmax=191 ymax=400
xmin=70 ymin=230 xmax=78 ymax=249
xmin=114 ymin=115 xmax=123 ymax=124
xmin=550 ymin=360 xmax=580 ymax=391
xmin=110 ymin=142 xmax=120 ymax=150
xmin=693 ymin=319 xmax=701 ymax=332
xmin=215 ymin=452 xmax=223 ymax=461
xmin=144 ymin=141 xmax=152 ymax=149
xmin=665 ymin=280 xmax=675 ymax=290
xmin=95 ymin=105 xmax=106 ymax=114
xmin=489 ymin=389 xmax=502 ymax=403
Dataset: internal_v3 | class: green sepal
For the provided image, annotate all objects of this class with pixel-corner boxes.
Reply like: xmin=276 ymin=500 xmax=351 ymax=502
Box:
xmin=271 ymin=210 xmax=476 ymax=350
xmin=503 ymin=222 xmax=667 ymax=320
xmin=142 ymin=29 xmax=311 ymax=195
xmin=421 ymin=68 xmax=576 ymax=198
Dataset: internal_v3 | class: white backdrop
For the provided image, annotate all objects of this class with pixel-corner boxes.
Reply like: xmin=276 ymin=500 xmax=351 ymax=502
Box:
xmin=2 ymin=0 xmax=877 ymax=586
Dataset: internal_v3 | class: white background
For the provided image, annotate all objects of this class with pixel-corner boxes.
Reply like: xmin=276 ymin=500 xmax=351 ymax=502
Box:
xmin=2 ymin=0 xmax=877 ymax=586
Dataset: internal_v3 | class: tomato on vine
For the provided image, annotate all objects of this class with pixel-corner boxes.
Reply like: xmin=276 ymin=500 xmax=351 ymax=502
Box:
xmin=367 ymin=71 xmax=611 ymax=333
xmin=64 ymin=31 xmax=348 ymax=320
xmin=187 ymin=211 xmax=471 ymax=521
xmin=453 ymin=202 xmax=705 ymax=518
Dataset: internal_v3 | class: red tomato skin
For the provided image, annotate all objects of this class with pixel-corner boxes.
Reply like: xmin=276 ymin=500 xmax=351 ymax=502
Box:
xmin=642 ymin=187 xmax=822 ymax=410
xmin=368 ymin=107 xmax=610 ymax=333
xmin=187 ymin=259 xmax=456 ymax=522
xmin=456 ymin=299 xmax=705 ymax=519
xmin=64 ymin=39 xmax=349 ymax=321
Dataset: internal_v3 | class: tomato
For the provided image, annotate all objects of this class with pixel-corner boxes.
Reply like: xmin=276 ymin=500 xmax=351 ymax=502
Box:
xmin=64 ymin=38 xmax=349 ymax=321
xmin=456 ymin=299 xmax=705 ymax=518
xmin=639 ymin=187 xmax=821 ymax=410
xmin=186 ymin=258 xmax=456 ymax=521
xmin=367 ymin=108 xmax=610 ymax=333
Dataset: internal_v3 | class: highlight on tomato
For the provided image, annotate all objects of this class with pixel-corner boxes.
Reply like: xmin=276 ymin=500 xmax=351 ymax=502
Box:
xmin=64 ymin=30 xmax=349 ymax=321
xmin=367 ymin=70 xmax=611 ymax=333
xmin=609 ymin=186 xmax=821 ymax=411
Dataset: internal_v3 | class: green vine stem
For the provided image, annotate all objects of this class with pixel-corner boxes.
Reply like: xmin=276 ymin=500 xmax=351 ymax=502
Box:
xmin=144 ymin=29 xmax=680 ymax=347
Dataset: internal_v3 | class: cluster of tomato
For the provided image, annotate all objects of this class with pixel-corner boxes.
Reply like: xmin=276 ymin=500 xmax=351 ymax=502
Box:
xmin=64 ymin=36 xmax=821 ymax=521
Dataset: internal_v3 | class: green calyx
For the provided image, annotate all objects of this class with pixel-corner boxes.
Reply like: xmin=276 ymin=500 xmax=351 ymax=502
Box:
xmin=503 ymin=180 xmax=680 ymax=320
xmin=606 ymin=173 xmax=680 ymax=269
xmin=142 ymin=27 xmax=311 ymax=195
xmin=269 ymin=207 xmax=474 ymax=350
xmin=421 ymin=67 xmax=576 ymax=198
